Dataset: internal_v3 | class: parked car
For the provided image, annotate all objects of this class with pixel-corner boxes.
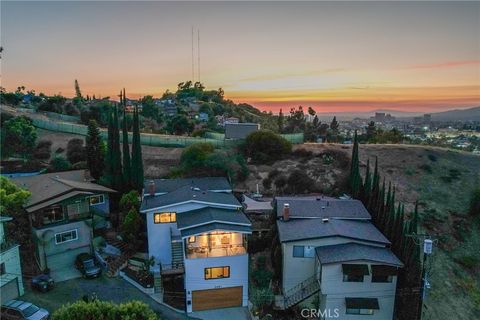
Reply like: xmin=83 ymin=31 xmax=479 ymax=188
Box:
xmin=31 ymin=274 xmax=54 ymax=292
xmin=75 ymin=253 xmax=102 ymax=278
xmin=1 ymin=300 xmax=49 ymax=320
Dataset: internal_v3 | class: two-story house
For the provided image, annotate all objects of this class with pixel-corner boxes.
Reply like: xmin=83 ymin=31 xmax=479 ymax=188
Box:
xmin=12 ymin=170 xmax=115 ymax=281
xmin=275 ymin=196 xmax=403 ymax=320
xmin=0 ymin=216 xmax=24 ymax=304
xmin=140 ymin=177 xmax=251 ymax=313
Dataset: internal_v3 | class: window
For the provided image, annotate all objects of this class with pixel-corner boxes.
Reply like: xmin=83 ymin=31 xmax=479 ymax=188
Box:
xmin=0 ymin=263 xmax=5 ymax=275
xmin=293 ymin=245 xmax=315 ymax=258
xmin=371 ymin=265 xmax=397 ymax=283
xmin=188 ymin=236 xmax=196 ymax=243
xmin=346 ymin=308 xmax=375 ymax=315
xmin=67 ymin=202 xmax=89 ymax=216
xmin=154 ymin=212 xmax=176 ymax=223
xmin=42 ymin=205 xmax=64 ymax=224
xmin=89 ymin=195 xmax=105 ymax=205
xmin=372 ymin=274 xmax=393 ymax=283
xmin=55 ymin=229 xmax=78 ymax=244
xmin=342 ymin=264 xmax=369 ymax=282
xmin=293 ymin=246 xmax=304 ymax=257
xmin=204 ymin=266 xmax=230 ymax=280
xmin=343 ymin=274 xmax=364 ymax=282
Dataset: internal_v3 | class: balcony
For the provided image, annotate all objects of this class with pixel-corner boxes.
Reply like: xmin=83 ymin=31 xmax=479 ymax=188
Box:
xmin=185 ymin=232 xmax=247 ymax=259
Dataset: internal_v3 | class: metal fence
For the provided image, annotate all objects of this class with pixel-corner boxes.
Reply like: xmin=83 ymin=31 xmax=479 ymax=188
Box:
xmin=31 ymin=118 xmax=304 ymax=148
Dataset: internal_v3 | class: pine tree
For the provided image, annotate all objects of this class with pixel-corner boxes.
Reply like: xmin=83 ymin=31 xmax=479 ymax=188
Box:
xmin=122 ymin=92 xmax=132 ymax=190
xmin=103 ymin=107 xmax=114 ymax=186
xmin=131 ymin=105 xmax=144 ymax=192
xmin=361 ymin=158 xmax=372 ymax=203
xmin=349 ymin=130 xmax=362 ymax=197
xmin=277 ymin=109 xmax=284 ymax=133
xmin=111 ymin=104 xmax=123 ymax=190
xmin=85 ymin=120 xmax=104 ymax=180
xmin=74 ymin=79 xmax=82 ymax=99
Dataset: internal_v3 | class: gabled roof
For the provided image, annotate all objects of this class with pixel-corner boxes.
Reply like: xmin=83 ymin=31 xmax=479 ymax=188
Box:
xmin=276 ymin=218 xmax=390 ymax=244
xmin=176 ymin=207 xmax=251 ymax=230
xmin=144 ymin=177 xmax=232 ymax=194
xmin=140 ymin=185 xmax=241 ymax=212
xmin=276 ymin=197 xmax=370 ymax=219
xmin=11 ymin=170 xmax=115 ymax=212
xmin=180 ymin=223 xmax=252 ymax=238
xmin=315 ymin=243 xmax=403 ymax=267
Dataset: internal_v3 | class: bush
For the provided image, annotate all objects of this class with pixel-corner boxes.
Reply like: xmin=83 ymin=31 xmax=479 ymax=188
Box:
xmin=50 ymin=156 xmax=71 ymax=171
xmin=427 ymin=154 xmax=437 ymax=162
xmin=469 ymin=186 xmax=480 ymax=216
xmin=67 ymin=138 xmax=86 ymax=164
xmin=244 ymin=130 xmax=292 ymax=163
xmin=51 ymin=300 xmax=157 ymax=320
xmin=419 ymin=164 xmax=432 ymax=173
xmin=33 ymin=140 xmax=52 ymax=160
xmin=252 ymin=268 xmax=273 ymax=288
xmin=455 ymin=255 xmax=479 ymax=270
xmin=286 ymin=169 xmax=317 ymax=194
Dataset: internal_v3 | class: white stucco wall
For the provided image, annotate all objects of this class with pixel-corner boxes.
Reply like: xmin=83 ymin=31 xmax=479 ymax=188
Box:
xmin=0 ymin=244 xmax=25 ymax=297
xmin=282 ymin=237 xmax=385 ymax=292
xmin=319 ymin=261 xmax=398 ymax=320
xmin=184 ymin=254 xmax=249 ymax=313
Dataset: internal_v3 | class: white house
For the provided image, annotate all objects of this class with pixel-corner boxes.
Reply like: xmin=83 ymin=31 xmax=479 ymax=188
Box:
xmin=275 ymin=197 xmax=403 ymax=320
xmin=140 ymin=177 xmax=251 ymax=313
xmin=0 ymin=216 xmax=25 ymax=304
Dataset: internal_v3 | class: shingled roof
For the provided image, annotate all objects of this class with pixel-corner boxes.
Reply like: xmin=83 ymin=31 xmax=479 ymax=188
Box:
xmin=176 ymin=207 xmax=251 ymax=230
xmin=315 ymin=243 xmax=403 ymax=267
xmin=143 ymin=177 xmax=232 ymax=194
xmin=276 ymin=218 xmax=390 ymax=244
xmin=11 ymin=170 xmax=115 ymax=212
xmin=276 ymin=197 xmax=370 ymax=219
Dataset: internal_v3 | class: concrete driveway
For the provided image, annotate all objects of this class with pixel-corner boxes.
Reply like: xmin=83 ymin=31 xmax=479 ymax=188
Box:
xmin=22 ymin=275 xmax=194 ymax=320
xmin=190 ymin=307 xmax=251 ymax=320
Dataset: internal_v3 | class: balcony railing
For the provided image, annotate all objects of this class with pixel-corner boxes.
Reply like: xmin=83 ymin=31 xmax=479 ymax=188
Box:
xmin=185 ymin=244 xmax=247 ymax=259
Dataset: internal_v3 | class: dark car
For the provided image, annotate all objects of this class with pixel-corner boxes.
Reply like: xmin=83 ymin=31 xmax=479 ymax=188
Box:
xmin=1 ymin=300 xmax=49 ymax=320
xmin=75 ymin=253 xmax=102 ymax=278
xmin=31 ymin=274 xmax=54 ymax=292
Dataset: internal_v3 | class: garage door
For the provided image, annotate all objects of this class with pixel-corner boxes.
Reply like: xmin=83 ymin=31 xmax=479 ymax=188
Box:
xmin=192 ymin=286 xmax=242 ymax=311
xmin=47 ymin=246 xmax=89 ymax=281
xmin=1 ymin=279 xmax=19 ymax=304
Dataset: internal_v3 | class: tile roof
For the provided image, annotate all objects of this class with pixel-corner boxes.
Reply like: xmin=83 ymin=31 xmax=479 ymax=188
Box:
xmin=276 ymin=197 xmax=370 ymax=219
xmin=276 ymin=218 xmax=390 ymax=244
xmin=176 ymin=207 xmax=251 ymax=230
xmin=315 ymin=243 xmax=403 ymax=267
xmin=143 ymin=177 xmax=232 ymax=194
xmin=140 ymin=185 xmax=241 ymax=212
xmin=11 ymin=170 xmax=115 ymax=211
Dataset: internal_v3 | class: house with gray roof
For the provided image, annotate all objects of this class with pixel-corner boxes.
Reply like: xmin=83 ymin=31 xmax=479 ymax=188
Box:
xmin=225 ymin=122 xmax=260 ymax=139
xmin=11 ymin=170 xmax=115 ymax=282
xmin=140 ymin=177 xmax=251 ymax=313
xmin=275 ymin=196 xmax=402 ymax=320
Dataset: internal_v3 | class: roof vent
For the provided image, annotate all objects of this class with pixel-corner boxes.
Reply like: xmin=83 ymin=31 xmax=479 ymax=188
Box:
xmin=322 ymin=218 xmax=329 ymax=223
xmin=193 ymin=187 xmax=200 ymax=191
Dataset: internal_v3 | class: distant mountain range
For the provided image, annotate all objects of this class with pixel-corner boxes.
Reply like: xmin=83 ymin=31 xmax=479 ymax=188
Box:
xmin=314 ymin=106 xmax=480 ymax=121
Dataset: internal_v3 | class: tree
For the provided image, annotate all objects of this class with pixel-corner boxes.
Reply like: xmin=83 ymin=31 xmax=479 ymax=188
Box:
xmin=243 ymin=130 xmax=292 ymax=163
xmin=85 ymin=120 xmax=104 ymax=180
xmin=307 ymin=106 xmax=316 ymax=116
xmin=167 ymin=114 xmax=193 ymax=135
xmin=131 ymin=106 xmax=144 ymax=192
xmin=180 ymin=143 xmax=215 ymax=169
xmin=51 ymin=300 xmax=157 ymax=320
xmin=277 ymin=109 xmax=284 ymax=133
xmin=103 ymin=104 xmax=123 ymax=190
xmin=366 ymin=121 xmax=376 ymax=142
xmin=50 ymin=156 xmax=71 ymax=171
xmin=349 ymin=131 xmax=362 ymax=197
xmin=1 ymin=116 xmax=37 ymax=158
xmin=122 ymin=107 xmax=132 ymax=189
xmin=329 ymin=116 xmax=339 ymax=142
xmin=122 ymin=207 xmax=142 ymax=246
xmin=74 ymin=79 xmax=82 ymax=99
xmin=66 ymin=138 xmax=86 ymax=164
xmin=469 ymin=185 xmax=480 ymax=216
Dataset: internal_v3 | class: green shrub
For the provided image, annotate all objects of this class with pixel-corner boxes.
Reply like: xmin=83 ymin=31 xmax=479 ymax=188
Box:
xmin=252 ymin=268 xmax=273 ymax=288
xmin=244 ymin=130 xmax=292 ymax=163
xmin=49 ymin=156 xmax=71 ymax=171
xmin=454 ymin=255 xmax=479 ymax=270
xmin=52 ymin=300 xmax=157 ymax=320
xmin=469 ymin=186 xmax=480 ymax=216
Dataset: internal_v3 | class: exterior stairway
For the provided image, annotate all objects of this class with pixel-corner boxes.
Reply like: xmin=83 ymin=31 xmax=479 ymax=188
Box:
xmin=283 ymin=276 xmax=321 ymax=309
xmin=171 ymin=241 xmax=183 ymax=268
xmin=104 ymin=234 xmax=135 ymax=277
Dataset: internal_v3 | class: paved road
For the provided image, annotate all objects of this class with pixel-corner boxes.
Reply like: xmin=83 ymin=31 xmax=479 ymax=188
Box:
xmin=22 ymin=275 xmax=194 ymax=320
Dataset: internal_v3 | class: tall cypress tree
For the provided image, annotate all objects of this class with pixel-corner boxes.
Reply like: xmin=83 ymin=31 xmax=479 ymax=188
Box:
xmin=349 ymin=130 xmax=362 ymax=197
xmin=122 ymin=93 xmax=132 ymax=190
xmin=111 ymin=104 xmax=123 ymax=190
xmin=131 ymin=105 xmax=144 ymax=192
xmin=103 ymin=106 xmax=114 ymax=186
xmin=85 ymin=120 xmax=104 ymax=180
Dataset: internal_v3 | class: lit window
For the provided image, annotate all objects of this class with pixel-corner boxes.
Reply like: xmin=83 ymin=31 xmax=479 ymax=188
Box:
xmin=188 ymin=236 xmax=196 ymax=243
xmin=154 ymin=212 xmax=176 ymax=223
xmin=204 ymin=266 xmax=230 ymax=280
xmin=55 ymin=229 xmax=78 ymax=244
xmin=89 ymin=195 xmax=105 ymax=205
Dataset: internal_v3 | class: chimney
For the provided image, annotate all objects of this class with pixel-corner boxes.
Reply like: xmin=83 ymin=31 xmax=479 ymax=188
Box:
xmin=147 ymin=180 xmax=155 ymax=196
xmin=283 ymin=203 xmax=290 ymax=221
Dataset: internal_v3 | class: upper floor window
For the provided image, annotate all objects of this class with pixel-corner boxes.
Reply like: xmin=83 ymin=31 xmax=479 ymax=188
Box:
xmin=154 ymin=212 xmax=176 ymax=224
xmin=204 ymin=266 xmax=230 ymax=280
xmin=42 ymin=205 xmax=64 ymax=224
xmin=55 ymin=229 xmax=78 ymax=244
xmin=342 ymin=264 xmax=369 ymax=282
xmin=292 ymin=245 xmax=315 ymax=258
xmin=371 ymin=265 xmax=396 ymax=283
xmin=89 ymin=195 xmax=105 ymax=205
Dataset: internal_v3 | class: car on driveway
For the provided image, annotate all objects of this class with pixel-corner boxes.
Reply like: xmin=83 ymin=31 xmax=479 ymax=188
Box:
xmin=31 ymin=274 xmax=54 ymax=292
xmin=75 ymin=253 xmax=102 ymax=278
xmin=1 ymin=300 xmax=49 ymax=320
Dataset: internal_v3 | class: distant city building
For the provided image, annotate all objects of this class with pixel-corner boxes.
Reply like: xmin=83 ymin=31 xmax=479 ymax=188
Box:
xmin=225 ymin=123 xmax=260 ymax=139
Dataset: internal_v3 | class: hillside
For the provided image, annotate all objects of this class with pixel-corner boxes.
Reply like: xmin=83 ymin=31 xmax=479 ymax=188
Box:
xmin=241 ymin=143 xmax=480 ymax=320
xmin=431 ymin=106 xmax=480 ymax=121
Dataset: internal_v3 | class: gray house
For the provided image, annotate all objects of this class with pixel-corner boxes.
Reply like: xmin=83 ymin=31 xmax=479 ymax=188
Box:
xmin=275 ymin=197 xmax=402 ymax=319
xmin=12 ymin=170 xmax=115 ymax=281
xmin=225 ymin=123 xmax=260 ymax=139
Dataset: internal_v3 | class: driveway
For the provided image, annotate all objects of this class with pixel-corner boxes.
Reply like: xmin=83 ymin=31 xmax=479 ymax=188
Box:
xmin=190 ymin=307 xmax=251 ymax=320
xmin=22 ymin=275 xmax=195 ymax=320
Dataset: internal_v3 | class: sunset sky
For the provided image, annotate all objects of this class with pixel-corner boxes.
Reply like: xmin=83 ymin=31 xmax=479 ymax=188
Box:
xmin=1 ymin=1 xmax=479 ymax=113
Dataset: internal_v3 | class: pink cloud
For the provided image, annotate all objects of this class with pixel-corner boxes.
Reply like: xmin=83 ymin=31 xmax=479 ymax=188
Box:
xmin=408 ymin=60 xmax=480 ymax=69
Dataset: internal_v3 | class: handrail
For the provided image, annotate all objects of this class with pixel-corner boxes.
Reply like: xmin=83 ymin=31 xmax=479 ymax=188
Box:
xmin=284 ymin=275 xmax=318 ymax=298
